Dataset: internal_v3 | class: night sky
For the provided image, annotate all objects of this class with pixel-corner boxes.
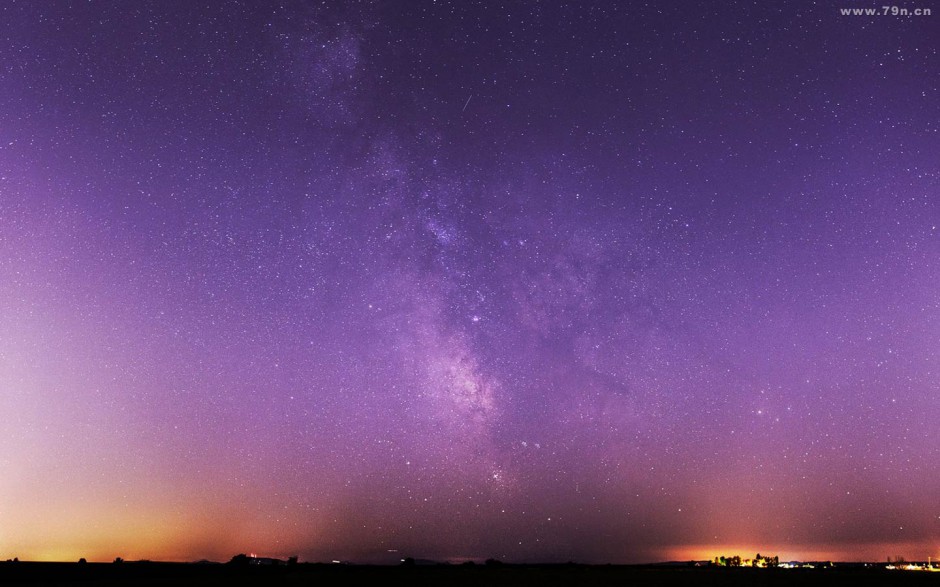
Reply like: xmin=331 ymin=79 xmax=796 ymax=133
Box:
xmin=1 ymin=0 xmax=938 ymax=565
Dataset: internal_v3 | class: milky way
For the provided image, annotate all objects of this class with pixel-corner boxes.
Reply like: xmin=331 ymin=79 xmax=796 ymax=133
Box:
xmin=0 ymin=1 xmax=937 ymax=564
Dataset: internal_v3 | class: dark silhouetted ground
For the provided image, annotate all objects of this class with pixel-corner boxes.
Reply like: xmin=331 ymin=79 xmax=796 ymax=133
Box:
xmin=2 ymin=561 xmax=939 ymax=587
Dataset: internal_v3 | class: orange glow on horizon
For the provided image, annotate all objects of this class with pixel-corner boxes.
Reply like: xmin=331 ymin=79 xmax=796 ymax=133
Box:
xmin=0 ymin=499 xmax=322 ymax=563
xmin=662 ymin=541 xmax=940 ymax=563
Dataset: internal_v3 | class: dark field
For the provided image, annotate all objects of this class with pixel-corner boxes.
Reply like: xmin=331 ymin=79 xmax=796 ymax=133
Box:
xmin=2 ymin=562 xmax=939 ymax=587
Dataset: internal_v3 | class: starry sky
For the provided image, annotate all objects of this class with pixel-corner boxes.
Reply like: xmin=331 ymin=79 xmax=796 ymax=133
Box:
xmin=1 ymin=0 xmax=938 ymax=565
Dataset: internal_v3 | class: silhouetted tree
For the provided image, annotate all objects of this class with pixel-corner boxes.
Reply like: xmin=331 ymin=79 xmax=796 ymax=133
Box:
xmin=113 ymin=557 xmax=123 ymax=564
xmin=78 ymin=558 xmax=87 ymax=564
xmin=229 ymin=554 xmax=250 ymax=566
xmin=288 ymin=556 xmax=298 ymax=565
xmin=485 ymin=558 xmax=503 ymax=566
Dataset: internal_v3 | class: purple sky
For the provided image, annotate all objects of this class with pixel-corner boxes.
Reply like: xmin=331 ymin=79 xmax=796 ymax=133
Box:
xmin=0 ymin=0 xmax=937 ymax=564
